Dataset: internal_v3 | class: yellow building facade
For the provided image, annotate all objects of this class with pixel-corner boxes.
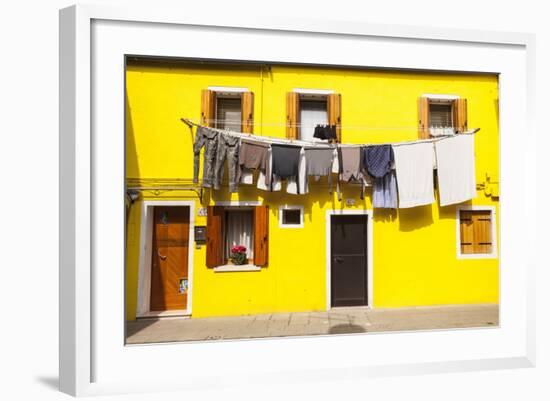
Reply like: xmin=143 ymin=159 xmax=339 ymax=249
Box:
xmin=125 ymin=59 xmax=499 ymax=321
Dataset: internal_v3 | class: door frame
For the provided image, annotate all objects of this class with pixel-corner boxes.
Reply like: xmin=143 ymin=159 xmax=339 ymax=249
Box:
xmin=325 ymin=209 xmax=373 ymax=310
xmin=136 ymin=200 xmax=195 ymax=318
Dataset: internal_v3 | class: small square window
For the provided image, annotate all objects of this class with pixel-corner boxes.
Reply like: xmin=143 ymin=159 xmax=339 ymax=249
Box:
xmin=279 ymin=207 xmax=303 ymax=228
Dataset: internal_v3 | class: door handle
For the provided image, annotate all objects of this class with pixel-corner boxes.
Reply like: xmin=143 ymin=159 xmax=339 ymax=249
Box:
xmin=333 ymin=256 xmax=343 ymax=263
xmin=157 ymin=250 xmax=167 ymax=260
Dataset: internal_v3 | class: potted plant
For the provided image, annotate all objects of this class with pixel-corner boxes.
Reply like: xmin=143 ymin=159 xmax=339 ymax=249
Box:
xmin=230 ymin=245 xmax=248 ymax=265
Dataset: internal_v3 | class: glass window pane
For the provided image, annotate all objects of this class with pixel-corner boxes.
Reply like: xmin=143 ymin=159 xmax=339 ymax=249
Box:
xmin=224 ymin=210 xmax=254 ymax=259
xmin=300 ymin=99 xmax=328 ymax=141
xmin=282 ymin=209 xmax=301 ymax=225
xmin=216 ymin=97 xmax=242 ymax=131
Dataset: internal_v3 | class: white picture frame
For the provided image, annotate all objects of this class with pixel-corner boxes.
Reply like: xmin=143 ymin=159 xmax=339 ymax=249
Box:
xmin=59 ymin=4 xmax=536 ymax=397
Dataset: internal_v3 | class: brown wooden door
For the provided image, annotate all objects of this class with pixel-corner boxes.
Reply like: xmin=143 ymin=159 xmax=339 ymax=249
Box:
xmin=150 ymin=206 xmax=190 ymax=311
xmin=331 ymin=215 xmax=368 ymax=307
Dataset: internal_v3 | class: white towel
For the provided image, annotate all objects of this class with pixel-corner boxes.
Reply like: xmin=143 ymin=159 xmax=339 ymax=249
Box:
xmin=392 ymin=142 xmax=435 ymax=208
xmin=435 ymin=134 xmax=477 ymax=206
xmin=240 ymin=168 xmax=254 ymax=184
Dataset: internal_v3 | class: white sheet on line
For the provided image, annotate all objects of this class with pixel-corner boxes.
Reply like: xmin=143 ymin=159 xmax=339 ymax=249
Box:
xmin=435 ymin=134 xmax=477 ymax=206
xmin=392 ymin=142 xmax=435 ymax=208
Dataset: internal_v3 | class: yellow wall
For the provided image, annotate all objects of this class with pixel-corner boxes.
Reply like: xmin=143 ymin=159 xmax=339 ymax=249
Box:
xmin=125 ymin=60 xmax=499 ymax=320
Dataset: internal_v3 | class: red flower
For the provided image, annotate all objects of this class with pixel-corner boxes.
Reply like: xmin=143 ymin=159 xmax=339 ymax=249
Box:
xmin=231 ymin=245 xmax=247 ymax=254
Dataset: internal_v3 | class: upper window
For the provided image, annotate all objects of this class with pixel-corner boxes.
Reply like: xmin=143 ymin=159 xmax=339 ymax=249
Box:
xmin=286 ymin=90 xmax=341 ymax=142
xmin=418 ymin=95 xmax=468 ymax=139
xmin=201 ymin=88 xmax=254 ymax=133
xmin=428 ymin=99 xmax=454 ymax=137
xmin=457 ymin=208 xmax=496 ymax=258
xmin=299 ymin=97 xmax=328 ymax=141
xmin=216 ymin=95 xmax=242 ymax=132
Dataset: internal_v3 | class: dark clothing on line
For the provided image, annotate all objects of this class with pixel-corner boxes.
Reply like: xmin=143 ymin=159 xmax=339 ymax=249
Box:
xmin=362 ymin=145 xmax=394 ymax=178
xmin=271 ymin=144 xmax=302 ymax=193
xmin=193 ymin=126 xmax=219 ymax=187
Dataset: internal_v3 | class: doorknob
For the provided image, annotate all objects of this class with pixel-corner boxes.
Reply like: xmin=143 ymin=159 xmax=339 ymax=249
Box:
xmin=157 ymin=250 xmax=167 ymax=260
xmin=333 ymin=256 xmax=343 ymax=263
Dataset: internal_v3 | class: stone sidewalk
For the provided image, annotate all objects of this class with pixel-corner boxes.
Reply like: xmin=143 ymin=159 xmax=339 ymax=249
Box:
xmin=125 ymin=304 xmax=498 ymax=345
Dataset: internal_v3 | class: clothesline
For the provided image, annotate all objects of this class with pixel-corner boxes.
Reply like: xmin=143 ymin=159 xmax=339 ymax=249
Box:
xmin=186 ymin=118 xmax=467 ymax=131
xmin=180 ymin=118 xmax=480 ymax=148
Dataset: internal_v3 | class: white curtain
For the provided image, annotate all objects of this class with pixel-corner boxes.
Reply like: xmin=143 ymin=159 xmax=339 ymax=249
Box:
xmin=300 ymin=100 xmax=328 ymax=141
xmin=225 ymin=210 xmax=254 ymax=259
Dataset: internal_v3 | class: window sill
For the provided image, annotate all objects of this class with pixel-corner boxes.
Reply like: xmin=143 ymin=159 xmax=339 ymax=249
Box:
xmin=213 ymin=264 xmax=262 ymax=272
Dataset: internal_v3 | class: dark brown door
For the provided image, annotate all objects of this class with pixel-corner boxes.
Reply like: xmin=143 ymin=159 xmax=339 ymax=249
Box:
xmin=150 ymin=206 xmax=190 ymax=311
xmin=331 ymin=215 xmax=368 ymax=307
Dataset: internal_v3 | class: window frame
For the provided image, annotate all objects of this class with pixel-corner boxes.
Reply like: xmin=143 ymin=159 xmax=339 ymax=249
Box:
xmin=209 ymin=201 xmax=267 ymax=272
xmin=222 ymin=207 xmax=255 ymax=263
xmin=278 ymin=205 xmax=304 ymax=228
xmin=456 ymin=205 xmax=498 ymax=259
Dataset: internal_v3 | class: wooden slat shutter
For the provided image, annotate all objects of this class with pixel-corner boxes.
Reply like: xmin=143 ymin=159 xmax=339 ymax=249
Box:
xmin=418 ymin=97 xmax=430 ymax=139
xmin=241 ymin=91 xmax=254 ymax=133
xmin=253 ymin=205 xmax=269 ymax=266
xmin=328 ymin=93 xmax=342 ymax=143
xmin=473 ymin=211 xmax=492 ymax=254
xmin=286 ymin=92 xmax=299 ymax=140
xmin=206 ymin=206 xmax=224 ymax=268
xmin=453 ymin=98 xmax=468 ymax=133
xmin=459 ymin=211 xmax=475 ymax=254
xmin=201 ymin=89 xmax=216 ymax=127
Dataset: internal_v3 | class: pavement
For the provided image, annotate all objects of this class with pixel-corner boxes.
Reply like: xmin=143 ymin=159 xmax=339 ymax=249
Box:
xmin=125 ymin=303 xmax=499 ymax=345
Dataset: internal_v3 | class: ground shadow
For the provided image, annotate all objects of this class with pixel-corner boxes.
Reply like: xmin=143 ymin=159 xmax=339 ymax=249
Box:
xmin=34 ymin=376 xmax=58 ymax=391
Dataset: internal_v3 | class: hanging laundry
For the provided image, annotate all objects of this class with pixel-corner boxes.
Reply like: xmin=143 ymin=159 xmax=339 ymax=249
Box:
xmin=372 ymin=173 xmax=398 ymax=209
xmin=213 ymin=133 xmax=240 ymax=192
xmin=392 ymin=142 xmax=435 ymax=208
xmin=193 ymin=126 xmax=219 ymax=187
xmin=362 ymin=145 xmax=397 ymax=209
xmin=338 ymin=146 xmax=366 ymax=199
xmin=271 ymin=144 xmax=302 ymax=193
xmin=305 ymin=147 xmax=334 ymax=178
xmin=313 ymin=124 xmax=337 ymax=141
xmin=362 ymin=145 xmax=393 ymax=178
xmin=238 ymin=139 xmax=271 ymax=188
xmin=434 ymin=134 xmax=477 ymax=206
xmin=286 ymin=147 xmax=309 ymax=194
xmin=256 ymin=147 xmax=282 ymax=191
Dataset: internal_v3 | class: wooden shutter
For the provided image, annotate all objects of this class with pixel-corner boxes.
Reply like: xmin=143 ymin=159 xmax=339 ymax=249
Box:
xmin=472 ymin=211 xmax=492 ymax=254
xmin=253 ymin=205 xmax=269 ymax=266
xmin=286 ymin=92 xmax=299 ymax=140
xmin=460 ymin=210 xmax=492 ymax=255
xmin=241 ymin=91 xmax=254 ymax=133
xmin=459 ymin=211 xmax=474 ymax=254
xmin=328 ymin=93 xmax=342 ymax=143
xmin=453 ymin=98 xmax=468 ymax=133
xmin=201 ymin=89 xmax=216 ymax=127
xmin=206 ymin=206 xmax=224 ymax=267
xmin=418 ymin=97 xmax=430 ymax=139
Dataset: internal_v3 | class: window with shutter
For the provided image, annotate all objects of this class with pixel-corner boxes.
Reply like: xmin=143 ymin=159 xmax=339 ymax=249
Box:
xmin=201 ymin=88 xmax=254 ymax=133
xmin=206 ymin=205 xmax=269 ymax=268
xmin=418 ymin=96 xmax=468 ymax=139
xmin=458 ymin=209 xmax=494 ymax=256
xmin=287 ymin=91 xmax=341 ymax=142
